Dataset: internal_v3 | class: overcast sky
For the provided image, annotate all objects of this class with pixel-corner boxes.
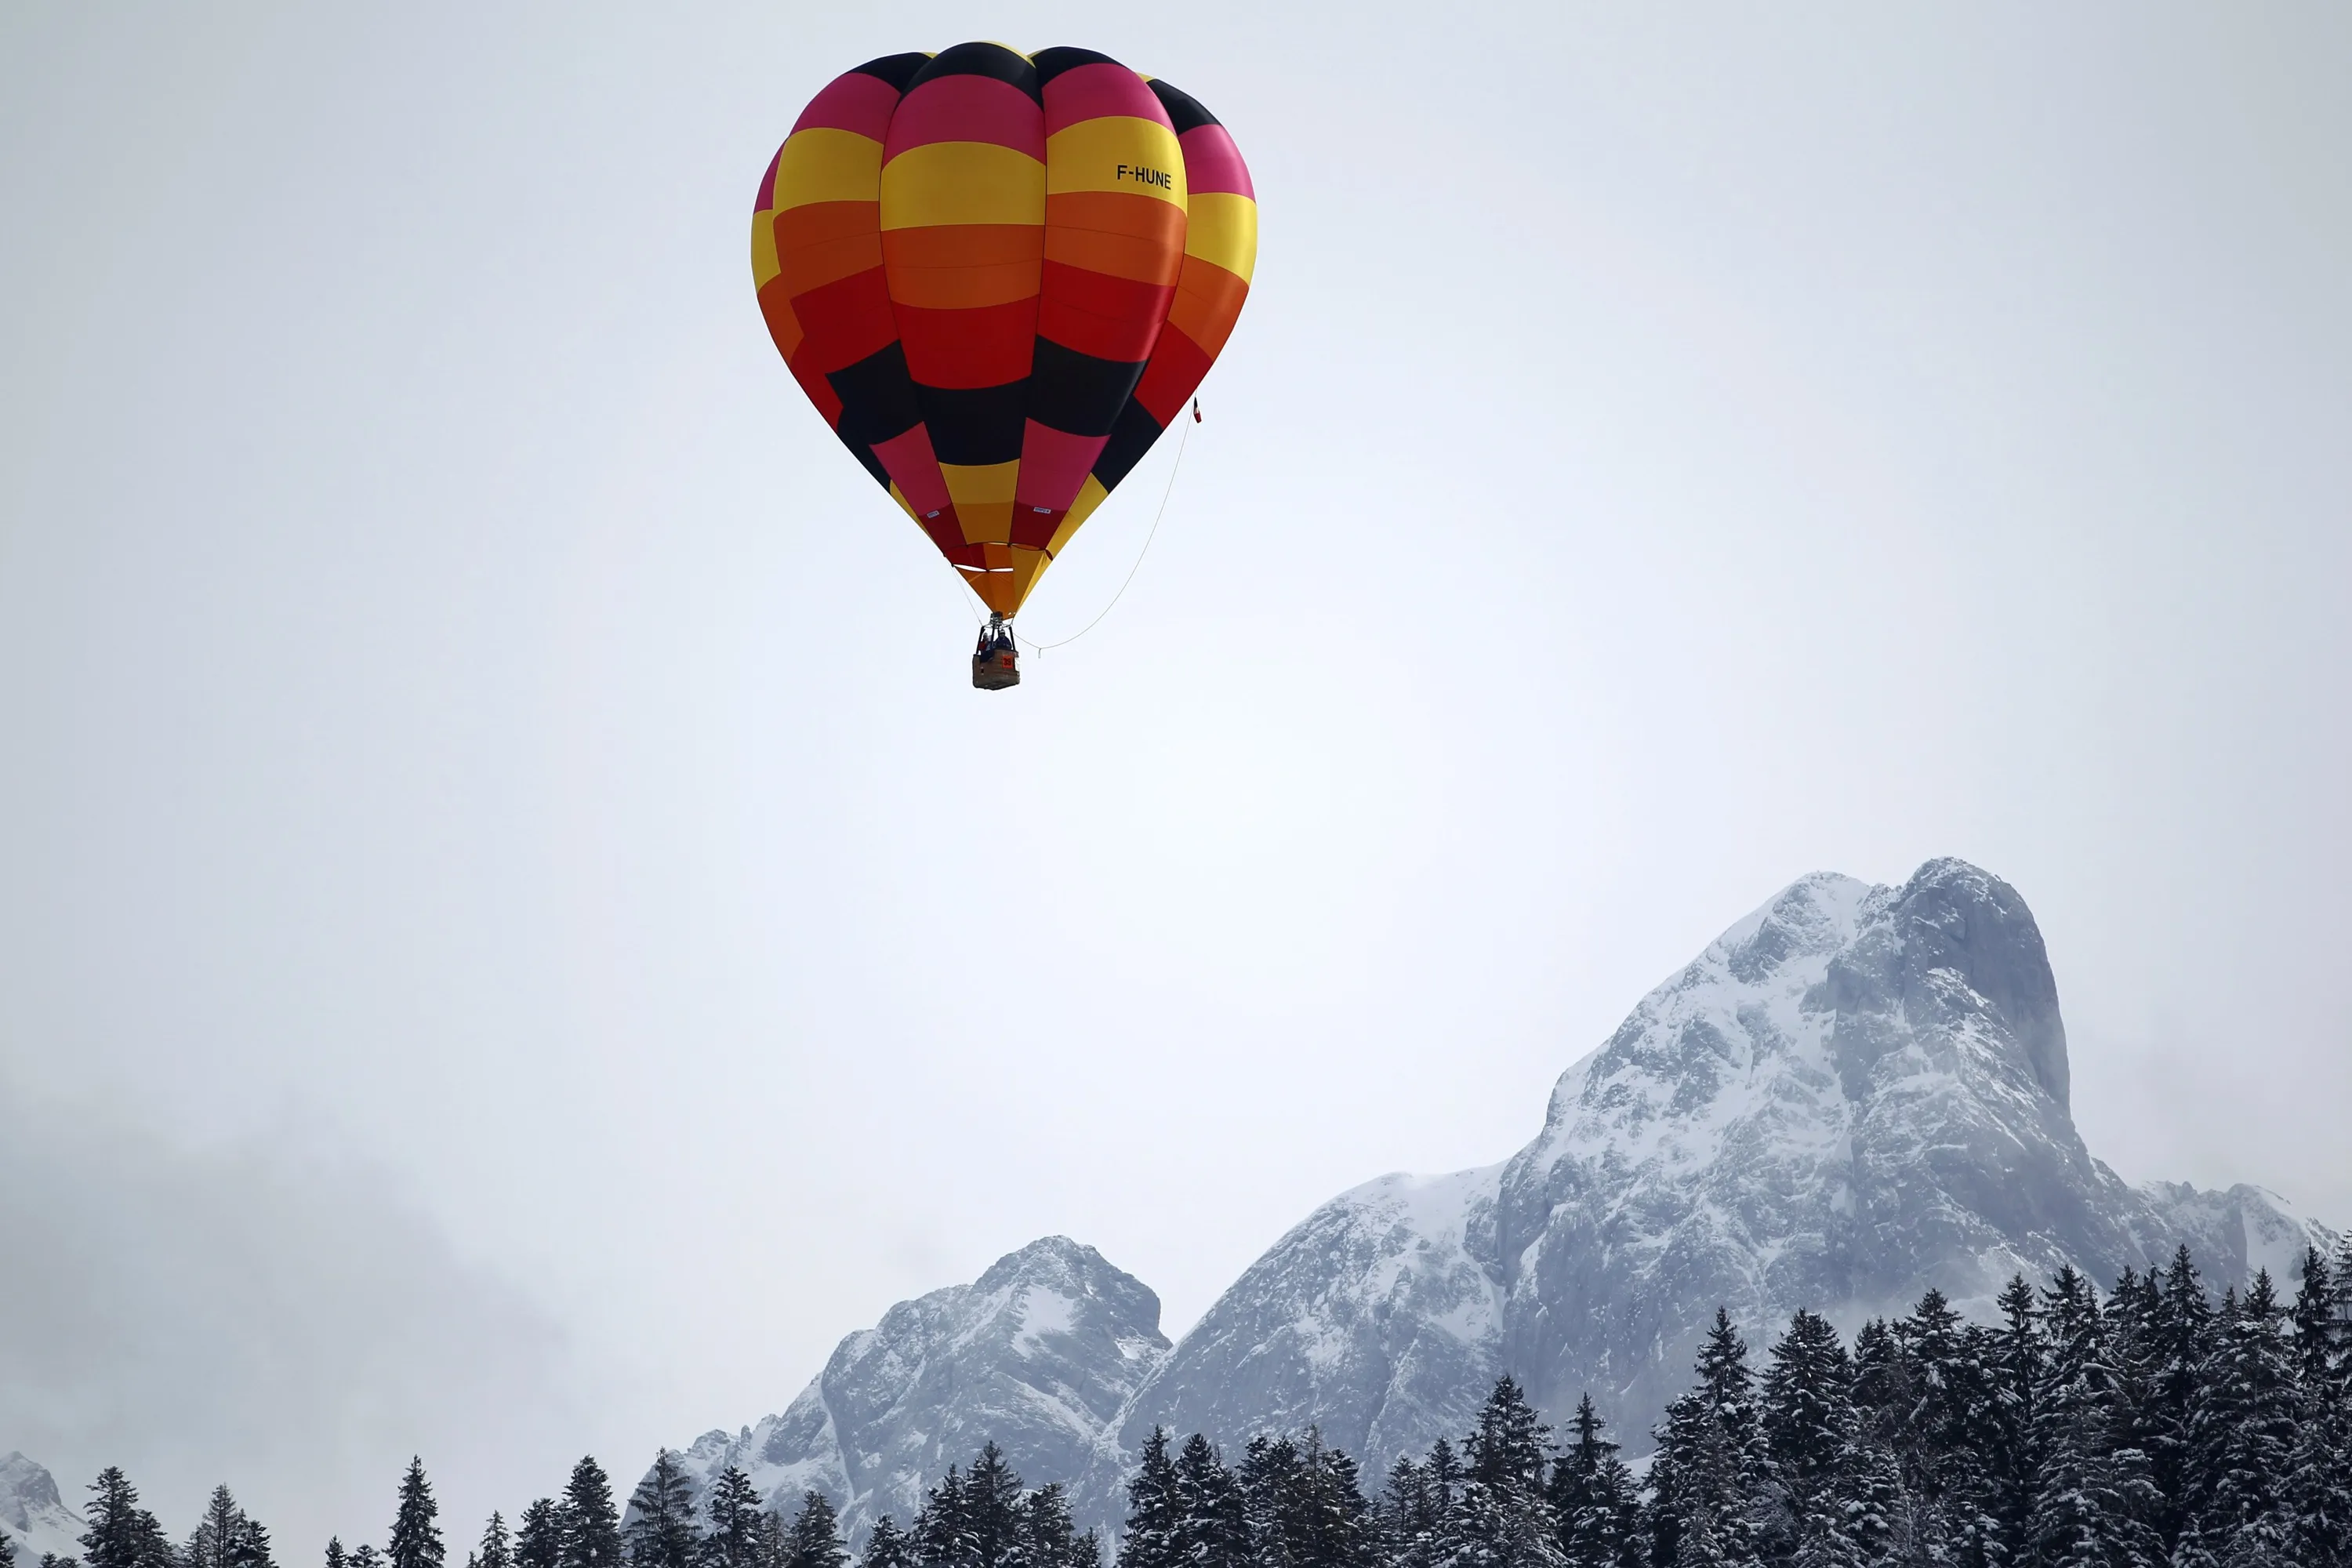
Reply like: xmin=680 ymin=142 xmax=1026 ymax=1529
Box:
xmin=3 ymin=0 xmax=2347 ymax=1557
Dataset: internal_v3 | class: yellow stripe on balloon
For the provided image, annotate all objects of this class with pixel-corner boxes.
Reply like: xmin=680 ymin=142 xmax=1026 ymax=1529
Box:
xmin=1044 ymin=118 xmax=1187 ymax=208
xmin=1046 ymin=475 xmax=1109 ymax=556
xmin=1185 ymin=193 xmax=1258 ymax=282
xmin=775 ymin=129 xmax=885 ymax=210
xmin=750 ymin=213 xmax=781 ymax=289
xmin=880 ymin=143 xmax=1045 ymax=229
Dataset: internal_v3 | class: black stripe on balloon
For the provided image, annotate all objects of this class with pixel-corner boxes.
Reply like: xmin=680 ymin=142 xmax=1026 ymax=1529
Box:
xmin=907 ymin=42 xmax=1040 ymax=105
xmin=917 ymin=382 xmax=1029 ymax=466
xmin=855 ymin=53 xmax=931 ymax=91
xmin=1147 ymin=80 xmax=1220 ymax=134
xmin=1026 ymin=339 xmax=1147 ymax=438
xmin=828 ymin=343 xmax=924 ymax=448
xmin=1091 ymin=400 xmax=1168 ymax=492
xmin=1031 ymin=46 xmax=1121 ymax=87
xmin=838 ymin=432 xmax=891 ymax=489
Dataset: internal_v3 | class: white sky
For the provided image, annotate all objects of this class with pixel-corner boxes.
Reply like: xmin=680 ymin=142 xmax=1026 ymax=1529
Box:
xmin=3 ymin=1 xmax=2347 ymax=1558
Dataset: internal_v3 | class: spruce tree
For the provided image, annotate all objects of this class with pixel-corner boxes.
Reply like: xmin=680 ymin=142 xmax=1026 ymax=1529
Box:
xmin=914 ymin=1466 xmax=969 ymax=1568
xmin=624 ymin=1454 xmax=700 ymax=1568
xmin=1546 ymin=1399 xmax=1638 ymax=1568
xmin=2 ymin=1526 xmax=16 ymax=1568
xmin=700 ymin=1469 xmax=765 ymax=1568
xmin=515 ymin=1504 xmax=564 ymax=1568
xmin=390 ymin=1460 xmax=446 ymax=1568
xmin=781 ymin=1496 xmax=844 ymax=1568
xmin=1118 ymin=1432 xmax=1181 ymax=1568
xmin=2179 ymin=1273 xmax=2299 ymax=1566
xmin=354 ymin=1546 xmax=387 ymax=1568
xmin=2025 ymin=1265 xmax=2163 ymax=1568
xmin=2287 ymin=1246 xmax=2352 ymax=1566
xmin=858 ymin=1519 xmax=909 ymax=1568
xmin=1762 ymin=1307 xmax=1856 ymax=1556
xmin=2149 ymin=1244 xmax=2214 ymax=1552
xmin=325 ymin=1540 xmax=348 ymax=1568
xmin=1170 ymin=1436 xmax=1243 ymax=1568
xmin=79 ymin=1468 xmax=175 ymax=1568
xmin=961 ymin=1446 xmax=1026 ymax=1568
xmin=1377 ymin=1457 xmax=1433 ymax=1568
xmin=564 ymin=1461 xmax=624 ymax=1568
xmin=477 ymin=1518 xmax=513 ymax=1568
xmin=1293 ymin=1433 xmax=1371 ymax=1568
xmin=188 ymin=1484 xmax=260 ymax=1568
xmin=1239 ymin=1436 xmax=1305 ymax=1568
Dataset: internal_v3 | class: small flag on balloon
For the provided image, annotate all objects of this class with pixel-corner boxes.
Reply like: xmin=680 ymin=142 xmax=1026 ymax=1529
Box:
xmin=1192 ymin=398 xmax=1202 ymax=423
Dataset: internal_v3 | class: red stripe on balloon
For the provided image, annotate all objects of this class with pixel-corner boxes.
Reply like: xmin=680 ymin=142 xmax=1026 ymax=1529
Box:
xmin=792 ymin=71 xmax=902 ymax=139
xmin=884 ymin=75 xmax=1046 ymax=159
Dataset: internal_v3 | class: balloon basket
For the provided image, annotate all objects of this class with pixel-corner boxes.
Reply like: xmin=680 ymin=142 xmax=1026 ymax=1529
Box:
xmin=971 ymin=615 xmax=1020 ymax=691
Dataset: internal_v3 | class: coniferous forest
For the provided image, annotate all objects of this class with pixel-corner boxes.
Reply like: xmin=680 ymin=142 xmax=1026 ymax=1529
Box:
xmin=13 ymin=1244 xmax=2352 ymax=1568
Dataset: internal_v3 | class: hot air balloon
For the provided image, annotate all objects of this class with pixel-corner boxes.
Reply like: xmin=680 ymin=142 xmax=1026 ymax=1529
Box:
xmin=750 ymin=45 xmax=1258 ymax=688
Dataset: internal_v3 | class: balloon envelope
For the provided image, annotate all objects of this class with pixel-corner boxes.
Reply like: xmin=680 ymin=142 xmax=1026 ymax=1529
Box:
xmin=752 ymin=45 xmax=1258 ymax=615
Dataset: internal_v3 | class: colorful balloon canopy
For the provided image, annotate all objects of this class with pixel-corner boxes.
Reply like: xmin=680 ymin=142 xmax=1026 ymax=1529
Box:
xmin=751 ymin=45 xmax=1258 ymax=617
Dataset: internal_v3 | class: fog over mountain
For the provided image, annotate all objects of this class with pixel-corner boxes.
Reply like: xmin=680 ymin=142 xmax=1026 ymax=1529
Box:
xmin=662 ymin=860 xmax=2333 ymax=1541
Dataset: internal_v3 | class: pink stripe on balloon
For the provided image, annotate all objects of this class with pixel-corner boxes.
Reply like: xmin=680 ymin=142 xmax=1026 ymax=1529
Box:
xmin=873 ymin=426 xmax=953 ymax=515
xmin=792 ymin=69 xmax=902 ymax=139
xmin=1179 ymin=125 xmax=1254 ymax=198
xmin=1014 ymin=422 xmax=1109 ymax=511
xmin=884 ymin=75 xmax=1046 ymax=161
xmin=1043 ymin=62 xmax=1171 ymax=136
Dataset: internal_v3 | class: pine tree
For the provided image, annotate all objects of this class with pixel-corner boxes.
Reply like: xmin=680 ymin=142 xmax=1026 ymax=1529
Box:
xmin=1984 ymin=1273 xmax=2045 ymax=1561
xmin=515 ymin=1504 xmax=564 ymax=1568
xmin=187 ymin=1484 xmax=261 ymax=1568
xmin=915 ymin=1466 xmax=970 ymax=1568
xmin=624 ymin=1454 xmax=700 ymax=1568
xmin=2287 ymin=1244 xmax=2352 ymax=1565
xmin=858 ymin=1519 xmax=909 ymax=1568
xmin=1646 ymin=1309 xmax=1773 ymax=1567
xmin=2025 ymin=1265 xmax=2163 ymax=1568
xmin=1293 ymin=1433 xmax=1371 ymax=1568
xmin=354 ymin=1547 xmax=387 ymax=1568
xmin=1377 ymin=1457 xmax=1434 ymax=1568
xmin=2149 ymin=1244 xmax=2214 ymax=1552
xmin=1545 ymin=1400 xmax=1639 ymax=1568
xmin=1762 ymin=1307 xmax=1856 ymax=1559
xmin=781 ymin=1496 xmax=843 ymax=1568
xmin=2 ymin=1526 xmax=16 ymax=1568
xmin=324 ymin=1540 xmax=347 ymax=1568
xmin=564 ymin=1461 xmax=624 ymax=1568
xmin=2179 ymin=1273 xmax=2300 ymax=1566
xmin=1239 ymin=1436 xmax=1305 ymax=1568
xmin=1118 ymin=1432 xmax=1182 ymax=1568
xmin=1169 ymin=1437 xmax=1243 ymax=1568
xmin=80 ymin=1468 xmax=175 ymax=1568
xmin=476 ymin=1518 xmax=512 ymax=1568
xmin=699 ymin=1469 xmax=765 ymax=1568
xmin=389 ymin=1460 xmax=446 ymax=1568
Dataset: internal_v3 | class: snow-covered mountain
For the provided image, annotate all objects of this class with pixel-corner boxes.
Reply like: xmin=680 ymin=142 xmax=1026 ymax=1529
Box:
xmin=664 ymin=859 xmax=2332 ymax=1540
xmin=1 ymin=1453 xmax=84 ymax=1566
xmin=662 ymin=1238 xmax=1166 ymax=1541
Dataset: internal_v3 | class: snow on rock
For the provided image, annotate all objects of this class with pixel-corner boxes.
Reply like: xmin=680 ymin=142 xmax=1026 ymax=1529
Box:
xmin=1089 ymin=859 xmax=2333 ymax=1526
xmin=1 ymin=1453 xmax=84 ymax=1566
xmin=676 ymin=859 xmax=2336 ymax=1541
xmin=652 ymin=1237 xmax=1167 ymax=1544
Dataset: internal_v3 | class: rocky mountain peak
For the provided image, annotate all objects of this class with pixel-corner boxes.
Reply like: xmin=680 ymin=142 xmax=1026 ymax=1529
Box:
xmin=664 ymin=858 xmax=2332 ymax=1541
xmin=1 ymin=1452 xmax=84 ymax=1565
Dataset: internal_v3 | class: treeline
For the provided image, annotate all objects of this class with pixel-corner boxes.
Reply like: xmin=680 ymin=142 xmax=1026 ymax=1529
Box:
xmin=1088 ymin=1243 xmax=2352 ymax=1568
xmin=10 ymin=1243 xmax=2350 ymax=1568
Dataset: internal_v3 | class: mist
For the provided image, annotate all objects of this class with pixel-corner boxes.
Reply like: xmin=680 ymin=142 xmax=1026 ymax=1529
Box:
xmin=2 ymin=2 xmax=2347 ymax=1555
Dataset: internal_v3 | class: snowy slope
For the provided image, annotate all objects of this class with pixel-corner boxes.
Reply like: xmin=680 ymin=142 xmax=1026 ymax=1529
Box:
xmin=1 ymin=1454 xmax=83 ymax=1566
xmin=657 ymin=1237 xmax=1167 ymax=1544
xmin=669 ymin=859 xmax=2334 ymax=1539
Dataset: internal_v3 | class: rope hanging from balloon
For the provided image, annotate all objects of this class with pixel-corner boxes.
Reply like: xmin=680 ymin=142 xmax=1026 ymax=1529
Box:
xmin=1017 ymin=401 xmax=1196 ymax=653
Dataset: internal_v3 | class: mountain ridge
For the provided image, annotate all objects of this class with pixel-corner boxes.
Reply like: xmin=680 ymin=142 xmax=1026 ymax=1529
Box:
xmin=662 ymin=858 xmax=2335 ymax=1541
